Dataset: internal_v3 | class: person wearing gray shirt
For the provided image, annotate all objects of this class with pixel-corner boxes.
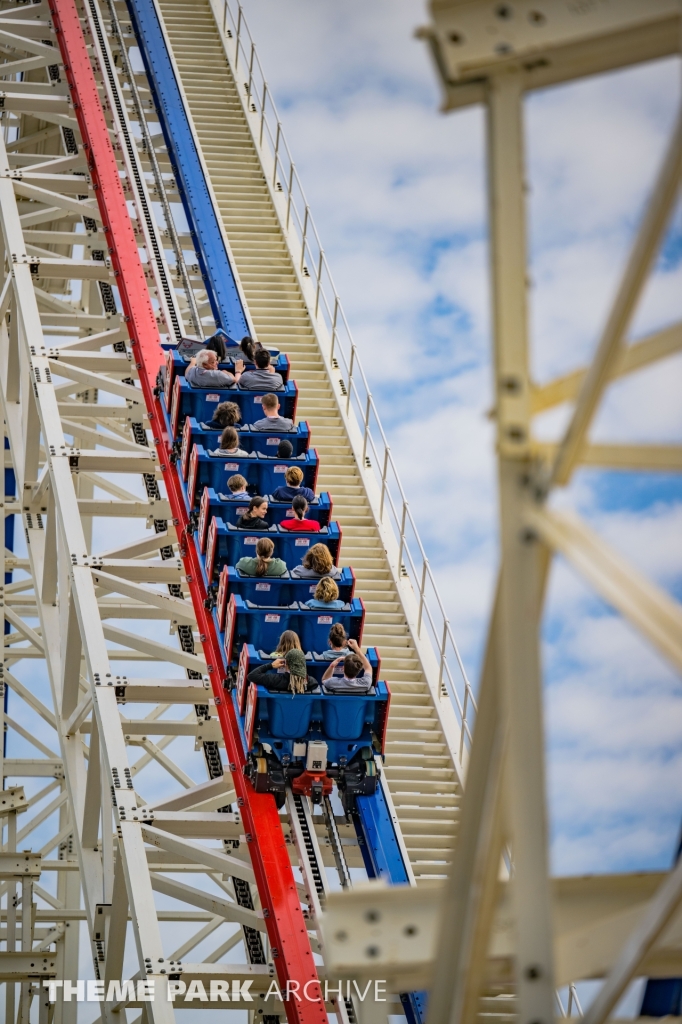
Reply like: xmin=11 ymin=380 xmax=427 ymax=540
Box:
xmin=252 ymin=393 xmax=294 ymax=432
xmin=240 ymin=349 xmax=284 ymax=391
xmin=186 ymin=349 xmax=244 ymax=389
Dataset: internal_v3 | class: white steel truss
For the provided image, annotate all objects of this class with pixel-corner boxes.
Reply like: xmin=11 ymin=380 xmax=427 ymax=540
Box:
xmin=0 ymin=3 xmax=375 ymax=1023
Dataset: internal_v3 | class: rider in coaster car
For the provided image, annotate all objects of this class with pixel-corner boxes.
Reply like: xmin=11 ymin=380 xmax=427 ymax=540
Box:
xmin=281 ymin=495 xmax=321 ymax=533
xmin=321 ymin=639 xmax=372 ymax=694
xmin=252 ymin=394 xmax=294 ymax=432
xmin=236 ymin=536 xmax=286 ymax=577
xmin=237 ymin=496 xmax=271 ymax=531
xmin=186 ymin=349 xmax=244 ymax=388
xmin=203 ymin=401 xmax=241 ymax=430
xmin=272 ymin=466 xmax=315 ymax=504
xmin=305 ymin=578 xmax=345 ymax=610
xmin=213 ymin=426 xmax=249 ymax=457
xmin=247 ymin=647 xmax=317 ymax=694
xmin=240 ymin=348 xmax=284 ymax=391
xmin=225 ymin=474 xmax=250 ymax=500
xmin=291 ymin=543 xmax=341 ymax=581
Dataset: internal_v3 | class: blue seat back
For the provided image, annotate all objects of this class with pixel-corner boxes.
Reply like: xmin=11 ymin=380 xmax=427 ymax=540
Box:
xmin=216 ymin=566 xmax=355 ymax=618
xmin=167 ymin=347 xmax=290 ymax=383
xmin=167 ymin=375 xmax=298 ymax=437
xmin=187 ymin=446 xmax=318 ymax=507
xmin=199 ymin=487 xmax=332 ymax=532
xmin=207 ymin=521 xmax=341 ymax=581
xmin=183 ymin=417 xmax=309 ymax=457
xmin=227 ymin=596 xmax=364 ymax=661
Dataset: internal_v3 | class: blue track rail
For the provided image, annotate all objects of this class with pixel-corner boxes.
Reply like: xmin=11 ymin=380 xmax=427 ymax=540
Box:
xmin=124 ymin=0 xmax=249 ymax=340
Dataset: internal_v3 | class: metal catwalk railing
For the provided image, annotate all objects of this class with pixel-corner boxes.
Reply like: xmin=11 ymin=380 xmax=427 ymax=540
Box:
xmin=207 ymin=0 xmax=476 ymax=769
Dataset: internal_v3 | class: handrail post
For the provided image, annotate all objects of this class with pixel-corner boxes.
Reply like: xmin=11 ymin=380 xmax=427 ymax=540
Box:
xmin=437 ymin=618 xmax=449 ymax=698
xmin=361 ymin=392 xmax=371 ymax=463
xmin=417 ymin=558 xmax=429 ymax=636
xmin=314 ymin=248 xmax=324 ymax=317
xmin=345 ymin=345 xmax=355 ymax=414
xmin=234 ymin=5 xmax=242 ymax=69
xmin=460 ymin=684 xmax=470 ymax=761
xmin=285 ymin=161 xmax=295 ymax=228
xmin=329 ymin=296 xmax=339 ymax=364
xmin=272 ymin=121 xmax=281 ymax=186
xmin=222 ymin=0 xmax=228 ymax=38
xmin=397 ymin=501 xmax=408 ymax=578
xmin=300 ymin=205 xmax=309 ymax=271
xmin=379 ymin=445 xmax=390 ymax=520
xmin=259 ymin=81 xmax=267 ymax=146
xmin=247 ymin=41 xmax=255 ymax=99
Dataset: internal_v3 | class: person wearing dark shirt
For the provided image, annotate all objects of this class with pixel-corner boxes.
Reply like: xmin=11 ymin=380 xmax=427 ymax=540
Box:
xmin=281 ymin=495 xmax=321 ymax=533
xmin=247 ymin=649 xmax=317 ymax=694
xmin=252 ymin=394 xmax=294 ymax=432
xmin=203 ymin=401 xmax=241 ymax=431
xmin=237 ymin=496 xmax=270 ymax=530
xmin=272 ymin=466 xmax=315 ymax=504
xmin=240 ymin=348 xmax=284 ymax=391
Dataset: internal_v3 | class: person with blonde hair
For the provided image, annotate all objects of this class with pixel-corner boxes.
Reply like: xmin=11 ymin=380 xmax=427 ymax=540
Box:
xmin=236 ymin=536 xmax=286 ymax=577
xmin=272 ymin=465 xmax=315 ymax=504
xmin=291 ymin=543 xmax=341 ymax=580
xmin=226 ymin=474 xmax=249 ymax=500
xmin=305 ymin=577 xmax=345 ymax=610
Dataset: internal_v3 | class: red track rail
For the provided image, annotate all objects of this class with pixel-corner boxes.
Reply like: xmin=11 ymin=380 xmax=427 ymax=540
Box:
xmin=50 ymin=2 xmax=326 ymax=1019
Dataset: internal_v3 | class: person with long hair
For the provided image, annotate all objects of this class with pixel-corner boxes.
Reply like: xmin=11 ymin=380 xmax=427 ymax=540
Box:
xmin=214 ymin=426 xmax=248 ymax=457
xmin=237 ymin=496 xmax=270 ymax=530
xmin=291 ymin=542 xmax=341 ymax=580
xmin=305 ymin=578 xmax=345 ymax=610
xmin=236 ymin=536 xmax=286 ymax=577
xmin=247 ymin=648 xmax=316 ymax=694
xmin=320 ymin=622 xmax=352 ymax=659
xmin=281 ymin=495 xmax=321 ymax=533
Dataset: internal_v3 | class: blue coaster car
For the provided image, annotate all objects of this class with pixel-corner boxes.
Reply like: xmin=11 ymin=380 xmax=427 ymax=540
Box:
xmin=166 ymin=374 xmax=298 ymax=438
xmin=185 ymin=445 xmax=318 ymax=508
xmin=220 ymin=593 xmax=364 ymax=665
xmin=233 ymin=644 xmax=389 ymax=810
xmin=181 ymin=416 xmax=310 ymax=457
xmin=197 ymin=487 xmax=332 ymax=533
xmin=214 ymin=565 xmax=356 ymax=613
xmin=204 ymin=520 xmax=341 ymax=583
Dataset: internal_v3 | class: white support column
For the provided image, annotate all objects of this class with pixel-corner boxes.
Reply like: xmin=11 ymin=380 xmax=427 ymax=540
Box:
xmin=487 ymin=70 xmax=556 ymax=1024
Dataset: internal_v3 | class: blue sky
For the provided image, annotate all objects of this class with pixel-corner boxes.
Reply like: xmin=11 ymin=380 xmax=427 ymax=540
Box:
xmin=240 ymin=0 xmax=682 ymax=877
